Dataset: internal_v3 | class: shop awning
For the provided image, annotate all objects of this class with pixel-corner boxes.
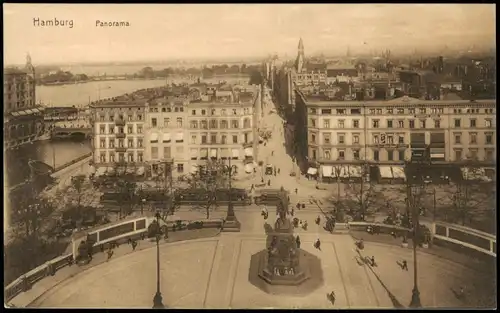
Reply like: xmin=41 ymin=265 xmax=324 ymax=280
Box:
xmin=175 ymin=132 xmax=184 ymax=141
xmin=150 ymin=133 xmax=159 ymax=142
xmin=32 ymin=108 xmax=41 ymax=114
xmin=391 ymin=166 xmax=406 ymax=179
xmin=126 ymin=167 xmax=135 ymax=174
xmin=461 ymin=167 xmax=490 ymax=181
xmin=221 ymin=148 xmax=229 ymax=158
xmin=96 ymin=167 xmax=107 ymax=176
xmin=322 ymin=166 xmax=333 ymax=177
xmin=244 ymin=147 xmax=253 ymax=157
xmin=190 ymin=148 xmax=198 ymax=159
xmin=107 ymin=167 xmax=115 ymax=175
xmin=136 ymin=167 xmax=145 ymax=176
xmin=245 ymin=163 xmax=253 ymax=173
xmin=231 ymin=149 xmax=239 ymax=159
xmin=347 ymin=166 xmax=362 ymax=178
xmin=200 ymin=148 xmax=208 ymax=158
xmin=162 ymin=133 xmax=171 ymax=142
xmin=379 ymin=166 xmax=393 ymax=178
xmin=210 ymin=148 xmax=218 ymax=158
xmin=307 ymin=167 xmax=318 ymax=175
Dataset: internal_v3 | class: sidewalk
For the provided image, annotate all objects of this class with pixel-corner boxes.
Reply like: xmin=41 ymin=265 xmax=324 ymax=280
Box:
xmin=9 ymin=228 xmax=221 ymax=308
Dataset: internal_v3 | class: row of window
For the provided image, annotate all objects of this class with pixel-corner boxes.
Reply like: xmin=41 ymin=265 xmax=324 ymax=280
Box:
xmin=99 ymin=125 xmax=143 ymax=134
xmin=454 ymin=149 xmax=495 ymax=161
xmin=98 ymin=114 xmax=143 ymax=122
xmin=99 ymin=138 xmax=144 ymax=149
xmin=310 ymin=118 xmax=494 ymax=129
xmin=190 ymin=108 xmax=251 ymax=116
xmin=190 ymin=133 xmax=251 ymax=145
xmin=316 ymin=148 xmax=406 ymax=162
xmin=99 ymin=152 xmax=144 ymax=163
xmin=454 ymin=132 xmax=495 ymax=145
xmin=311 ymin=132 xmax=494 ymax=146
xmin=309 ymin=107 xmax=495 ymax=116
xmin=149 ymin=106 xmax=184 ymax=113
xmin=150 ymin=146 xmax=184 ymax=159
xmin=151 ymin=117 xmax=183 ymax=128
xmin=188 ymin=119 xmax=251 ymax=130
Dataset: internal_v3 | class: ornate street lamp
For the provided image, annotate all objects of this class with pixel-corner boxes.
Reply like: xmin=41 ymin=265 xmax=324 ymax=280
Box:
xmin=152 ymin=212 xmax=165 ymax=309
xmin=223 ymin=158 xmax=240 ymax=231
xmin=408 ymin=181 xmax=422 ymax=308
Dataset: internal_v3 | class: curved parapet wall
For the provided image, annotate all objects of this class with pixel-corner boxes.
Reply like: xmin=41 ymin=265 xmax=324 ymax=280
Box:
xmin=347 ymin=221 xmax=496 ymax=258
xmin=5 ymin=217 xmax=223 ymax=304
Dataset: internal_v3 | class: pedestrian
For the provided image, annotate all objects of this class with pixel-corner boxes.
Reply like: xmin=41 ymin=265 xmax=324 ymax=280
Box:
xmin=328 ymin=291 xmax=336 ymax=305
xmin=295 ymin=188 xmax=298 ymax=194
xmin=370 ymin=256 xmax=376 ymax=267
xmin=106 ymin=249 xmax=114 ymax=262
xmin=277 ymin=168 xmax=281 ymax=174
xmin=267 ymin=179 xmax=271 ymax=186
xmin=274 ymin=170 xmax=276 ymax=177
xmin=291 ymin=208 xmax=295 ymax=216
xmin=302 ymin=220 xmax=308 ymax=230
xmin=315 ymin=215 xmax=321 ymax=225
xmin=250 ymin=184 xmax=254 ymax=191
xmin=261 ymin=177 xmax=264 ymax=183
xmin=287 ymin=195 xmax=290 ymax=203
xmin=314 ymin=238 xmax=321 ymax=250
xmin=87 ymin=250 xmax=93 ymax=261
xmin=132 ymin=240 xmax=138 ymax=251
xmin=296 ymin=235 xmax=301 ymax=249
xmin=127 ymin=238 xmax=132 ymax=245
xmin=272 ymin=151 xmax=274 ymax=157
xmin=401 ymin=260 xmax=408 ymax=271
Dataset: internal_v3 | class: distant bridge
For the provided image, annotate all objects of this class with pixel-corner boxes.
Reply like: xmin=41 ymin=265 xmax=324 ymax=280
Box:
xmin=51 ymin=126 xmax=92 ymax=139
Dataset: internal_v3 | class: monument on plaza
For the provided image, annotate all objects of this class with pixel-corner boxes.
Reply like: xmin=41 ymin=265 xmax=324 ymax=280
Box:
xmin=258 ymin=198 xmax=308 ymax=285
xmin=249 ymin=188 xmax=323 ymax=295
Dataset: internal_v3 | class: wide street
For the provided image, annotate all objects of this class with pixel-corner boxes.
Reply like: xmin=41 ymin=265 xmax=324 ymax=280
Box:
xmin=15 ymin=207 xmax=493 ymax=309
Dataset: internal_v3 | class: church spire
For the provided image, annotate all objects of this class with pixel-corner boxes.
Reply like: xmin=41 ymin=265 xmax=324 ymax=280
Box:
xmin=295 ymin=38 xmax=305 ymax=73
xmin=26 ymin=52 xmax=32 ymax=65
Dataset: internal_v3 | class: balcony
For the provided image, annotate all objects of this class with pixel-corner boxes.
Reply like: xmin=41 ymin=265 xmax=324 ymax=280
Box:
xmin=115 ymin=119 xmax=126 ymax=126
xmin=116 ymin=133 xmax=126 ymax=139
xmin=115 ymin=147 xmax=127 ymax=153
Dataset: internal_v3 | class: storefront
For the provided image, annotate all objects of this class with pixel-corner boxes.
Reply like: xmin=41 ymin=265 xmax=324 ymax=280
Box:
xmin=410 ymin=133 xmax=426 ymax=161
xmin=429 ymin=132 xmax=446 ymax=162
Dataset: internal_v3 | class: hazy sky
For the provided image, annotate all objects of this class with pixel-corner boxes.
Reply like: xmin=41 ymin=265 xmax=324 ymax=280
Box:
xmin=3 ymin=3 xmax=496 ymax=65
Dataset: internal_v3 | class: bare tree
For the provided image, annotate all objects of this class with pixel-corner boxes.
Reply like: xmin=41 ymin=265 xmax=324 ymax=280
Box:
xmin=444 ymin=158 xmax=495 ymax=226
xmin=69 ymin=174 xmax=86 ymax=222
xmin=343 ymin=165 xmax=381 ymax=221
xmin=184 ymin=159 xmax=231 ymax=219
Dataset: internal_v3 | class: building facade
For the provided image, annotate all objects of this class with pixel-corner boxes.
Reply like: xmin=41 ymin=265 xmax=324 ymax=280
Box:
xmin=3 ymin=54 xmax=45 ymax=150
xmin=90 ymin=98 xmax=147 ymax=175
xmin=294 ymin=91 xmax=496 ymax=179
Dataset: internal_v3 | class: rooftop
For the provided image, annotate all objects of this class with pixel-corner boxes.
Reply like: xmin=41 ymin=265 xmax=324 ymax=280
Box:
xmin=301 ymin=92 xmax=495 ymax=106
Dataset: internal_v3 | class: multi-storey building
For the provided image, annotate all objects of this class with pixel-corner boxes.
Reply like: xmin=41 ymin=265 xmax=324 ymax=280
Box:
xmin=90 ymin=97 xmax=147 ymax=176
xmin=3 ymin=54 xmax=45 ymax=150
xmin=294 ymin=91 xmax=496 ymax=180
xmin=184 ymin=88 xmax=259 ymax=176
xmin=144 ymin=95 xmax=190 ymax=177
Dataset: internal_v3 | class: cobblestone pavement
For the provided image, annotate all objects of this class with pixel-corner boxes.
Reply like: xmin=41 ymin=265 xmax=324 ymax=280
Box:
xmin=9 ymin=209 xmax=495 ymax=309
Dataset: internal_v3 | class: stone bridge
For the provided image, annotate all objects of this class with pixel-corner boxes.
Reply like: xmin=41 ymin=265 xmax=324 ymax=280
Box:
xmin=51 ymin=127 xmax=92 ymax=139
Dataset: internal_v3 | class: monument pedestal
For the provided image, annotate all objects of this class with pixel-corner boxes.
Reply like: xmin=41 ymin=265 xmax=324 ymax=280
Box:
xmin=222 ymin=203 xmax=241 ymax=232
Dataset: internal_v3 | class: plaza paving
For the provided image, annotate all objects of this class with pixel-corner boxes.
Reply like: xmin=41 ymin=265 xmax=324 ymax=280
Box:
xmin=16 ymin=210 xmax=493 ymax=309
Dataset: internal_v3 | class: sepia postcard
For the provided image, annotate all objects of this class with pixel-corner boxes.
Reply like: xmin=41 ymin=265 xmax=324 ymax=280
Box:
xmin=3 ymin=3 xmax=496 ymax=309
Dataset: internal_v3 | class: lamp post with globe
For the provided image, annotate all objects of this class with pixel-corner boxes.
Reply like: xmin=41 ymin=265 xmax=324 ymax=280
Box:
xmin=152 ymin=211 xmax=165 ymax=309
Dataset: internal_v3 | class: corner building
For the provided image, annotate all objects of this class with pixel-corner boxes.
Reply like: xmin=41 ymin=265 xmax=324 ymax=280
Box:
xmin=90 ymin=98 xmax=147 ymax=175
xmin=294 ymin=91 xmax=496 ymax=181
